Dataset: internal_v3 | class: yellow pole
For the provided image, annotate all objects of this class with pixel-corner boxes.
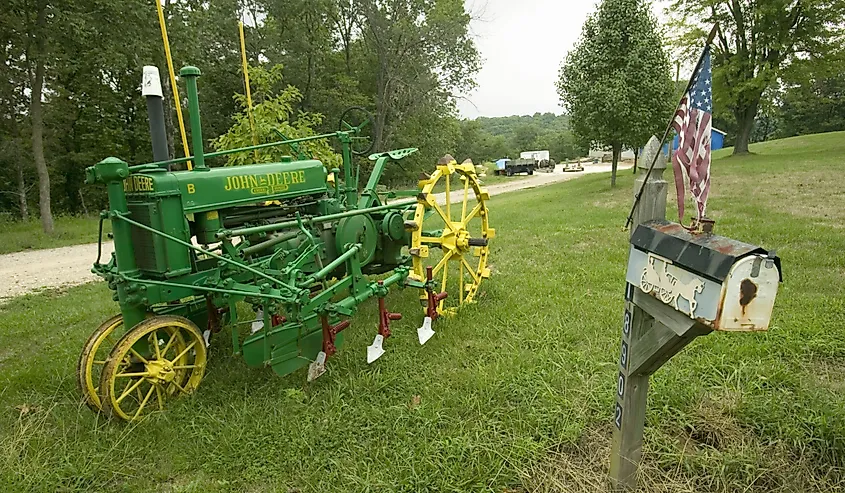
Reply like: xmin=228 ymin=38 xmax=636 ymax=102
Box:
xmin=155 ymin=0 xmax=192 ymax=170
xmin=238 ymin=21 xmax=259 ymax=160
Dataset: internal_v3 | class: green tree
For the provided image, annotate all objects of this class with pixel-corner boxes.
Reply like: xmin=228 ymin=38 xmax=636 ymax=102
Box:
xmin=0 ymin=7 xmax=31 ymax=220
xmin=358 ymin=0 xmax=480 ymax=152
xmin=558 ymin=0 xmax=673 ymax=187
xmin=512 ymin=123 xmax=540 ymax=152
xmin=212 ymin=64 xmax=339 ymax=167
xmin=454 ymin=119 xmax=485 ymax=163
xmin=11 ymin=0 xmax=54 ymax=233
xmin=750 ymin=88 xmax=780 ymax=142
xmin=776 ymin=54 xmax=845 ymax=137
xmin=0 ymin=0 xmax=481 ymax=222
xmin=668 ymin=0 xmax=845 ymax=155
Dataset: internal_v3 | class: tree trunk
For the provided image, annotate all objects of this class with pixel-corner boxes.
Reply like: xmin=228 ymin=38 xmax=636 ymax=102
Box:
xmin=78 ymin=189 xmax=89 ymax=216
xmin=373 ymin=65 xmax=388 ymax=152
xmin=29 ymin=3 xmax=53 ymax=234
xmin=16 ymin=159 xmax=29 ymax=221
xmin=733 ymin=98 xmax=760 ymax=155
xmin=611 ymin=142 xmax=621 ymax=187
xmin=632 ymin=148 xmax=639 ymax=175
xmin=344 ymin=41 xmax=352 ymax=75
xmin=9 ymin=115 xmax=30 ymax=221
xmin=361 ymin=3 xmax=388 ymax=152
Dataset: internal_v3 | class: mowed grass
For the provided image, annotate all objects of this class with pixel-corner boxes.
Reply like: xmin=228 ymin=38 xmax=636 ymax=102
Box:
xmin=1 ymin=132 xmax=844 ymax=492
xmin=0 ymin=215 xmax=109 ymax=255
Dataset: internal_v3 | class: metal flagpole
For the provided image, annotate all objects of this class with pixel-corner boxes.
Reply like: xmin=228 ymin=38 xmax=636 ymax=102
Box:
xmin=625 ymin=24 xmax=719 ymax=229
xmin=238 ymin=21 xmax=259 ymax=161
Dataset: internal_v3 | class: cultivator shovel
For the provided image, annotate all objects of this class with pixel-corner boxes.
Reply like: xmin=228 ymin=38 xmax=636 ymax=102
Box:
xmin=307 ymin=316 xmax=352 ymax=382
xmin=417 ymin=266 xmax=448 ymax=345
xmin=367 ymin=281 xmax=403 ymax=363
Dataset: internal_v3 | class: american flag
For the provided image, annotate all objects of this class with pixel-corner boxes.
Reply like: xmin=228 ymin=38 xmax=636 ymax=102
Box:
xmin=671 ymin=45 xmax=712 ymax=224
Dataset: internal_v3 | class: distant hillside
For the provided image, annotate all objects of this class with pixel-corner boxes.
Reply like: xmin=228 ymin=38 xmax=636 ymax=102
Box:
xmin=455 ymin=113 xmax=584 ymax=164
xmin=475 ymin=113 xmax=571 ymax=137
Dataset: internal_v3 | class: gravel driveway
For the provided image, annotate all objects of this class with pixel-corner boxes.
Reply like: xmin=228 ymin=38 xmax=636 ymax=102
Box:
xmin=0 ymin=163 xmax=626 ymax=302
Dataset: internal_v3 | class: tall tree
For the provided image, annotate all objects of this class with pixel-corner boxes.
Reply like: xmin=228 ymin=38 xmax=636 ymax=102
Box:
xmin=22 ymin=1 xmax=54 ymax=233
xmin=777 ymin=53 xmax=845 ymax=137
xmin=358 ymin=0 xmax=480 ymax=152
xmin=558 ymin=0 xmax=673 ymax=186
xmin=512 ymin=123 xmax=540 ymax=152
xmin=668 ymin=0 xmax=845 ymax=155
xmin=0 ymin=8 xmax=31 ymax=220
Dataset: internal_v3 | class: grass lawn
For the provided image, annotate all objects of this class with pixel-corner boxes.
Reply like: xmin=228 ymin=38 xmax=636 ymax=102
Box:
xmin=0 ymin=215 xmax=109 ymax=255
xmin=1 ymin=132 xmax=844 ymax=492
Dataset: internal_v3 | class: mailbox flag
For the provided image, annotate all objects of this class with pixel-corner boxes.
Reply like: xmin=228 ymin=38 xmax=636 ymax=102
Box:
xmin=671 ymin=45 xmax=712 ymax=224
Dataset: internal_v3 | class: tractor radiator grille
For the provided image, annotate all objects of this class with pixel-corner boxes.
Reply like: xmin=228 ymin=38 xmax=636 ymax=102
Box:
xmin=127 ymin=202 xmax=162 ymax=273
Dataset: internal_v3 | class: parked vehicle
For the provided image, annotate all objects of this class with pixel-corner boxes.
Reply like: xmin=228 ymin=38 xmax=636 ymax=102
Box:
xmin=494 ymin=158 xmax=535 ymax=176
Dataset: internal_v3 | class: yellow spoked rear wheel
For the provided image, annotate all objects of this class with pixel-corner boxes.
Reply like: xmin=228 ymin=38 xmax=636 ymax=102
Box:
xmin=410 ymin=156 xmax=495 ymax=313
xmin=77 ymin=315 xmax=124 ymax=411
xmin=100 ymin=315 xmax=206 ymax=421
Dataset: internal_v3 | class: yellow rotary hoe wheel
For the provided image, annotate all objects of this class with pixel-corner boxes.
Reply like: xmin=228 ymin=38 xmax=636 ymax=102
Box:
xmin=99 ymin=315 xmax=207 ymax=421
xmin=410 ymin=155 xmax=495 ymax=314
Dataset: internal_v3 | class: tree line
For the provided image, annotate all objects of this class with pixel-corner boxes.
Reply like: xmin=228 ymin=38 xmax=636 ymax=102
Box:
xmin=4 ymin=0 xmax=844 ymax=230
xmin=0 ymin=0 xmax=480 ymax=232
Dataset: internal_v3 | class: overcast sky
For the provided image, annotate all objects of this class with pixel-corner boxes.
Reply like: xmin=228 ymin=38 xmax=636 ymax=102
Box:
xmin=458 ymin=0 xmax=668 ymax=119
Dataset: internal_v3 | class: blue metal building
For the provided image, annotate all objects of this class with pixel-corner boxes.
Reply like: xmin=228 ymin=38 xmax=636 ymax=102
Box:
xmin=668 ymin=127 xmax=727 ymax=153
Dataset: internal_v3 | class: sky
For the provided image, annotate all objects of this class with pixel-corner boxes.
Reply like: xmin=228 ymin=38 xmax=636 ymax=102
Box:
xmin=458 ymin=0 xmax=668 ymax=119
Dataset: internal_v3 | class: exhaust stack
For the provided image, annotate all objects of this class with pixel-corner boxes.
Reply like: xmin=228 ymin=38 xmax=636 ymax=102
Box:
xmin=142 ymin=66 xmax=170 ymax=167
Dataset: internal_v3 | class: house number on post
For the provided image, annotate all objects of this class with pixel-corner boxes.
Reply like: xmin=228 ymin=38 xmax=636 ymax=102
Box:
xmin=615 ymin=286 xmax=633 ymax=432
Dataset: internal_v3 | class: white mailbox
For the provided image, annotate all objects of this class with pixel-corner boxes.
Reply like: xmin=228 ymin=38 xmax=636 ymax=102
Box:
xmin=627 ymin=221 xmax=782 ymax=332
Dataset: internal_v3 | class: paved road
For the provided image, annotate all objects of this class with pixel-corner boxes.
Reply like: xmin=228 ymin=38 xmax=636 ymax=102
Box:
xmin=0 ymin=163 xmax=626 ymax=302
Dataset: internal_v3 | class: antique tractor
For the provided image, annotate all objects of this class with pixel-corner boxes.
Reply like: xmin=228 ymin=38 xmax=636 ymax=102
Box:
xmin=76 ymin=66 xmax=494 ymax=421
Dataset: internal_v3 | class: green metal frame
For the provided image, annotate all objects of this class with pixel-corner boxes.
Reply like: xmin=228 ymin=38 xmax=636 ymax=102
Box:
xmin=85 ymin=65 xmax=422 ymax=378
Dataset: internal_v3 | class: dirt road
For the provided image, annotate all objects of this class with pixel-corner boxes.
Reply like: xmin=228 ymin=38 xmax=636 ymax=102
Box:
xmin=0 ymin=163 xmax=625 ymax=302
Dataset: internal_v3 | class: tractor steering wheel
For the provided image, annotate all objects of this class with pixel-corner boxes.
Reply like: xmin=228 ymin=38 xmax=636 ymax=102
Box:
xmin=338 ymin=106 xmax=376 ymax=156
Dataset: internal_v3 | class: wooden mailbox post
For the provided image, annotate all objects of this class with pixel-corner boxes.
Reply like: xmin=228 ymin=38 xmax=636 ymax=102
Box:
xmin=609 ymin=137 xmax=782 ymax=490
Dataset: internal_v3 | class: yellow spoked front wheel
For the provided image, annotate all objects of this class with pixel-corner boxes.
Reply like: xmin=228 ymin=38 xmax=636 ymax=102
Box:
xmin=77 ymin=315 xmax=124 ymax=411
xmin=410 ymin=155 xmax=495 ymax=313
xmin=100 ymin=315 xmax=207 ymax=421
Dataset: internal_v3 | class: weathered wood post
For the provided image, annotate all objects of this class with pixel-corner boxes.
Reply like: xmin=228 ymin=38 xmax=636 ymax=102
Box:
xmin=629 ymin=136 xmax=667 ymax=232
xmin=609 ymin=135 xmax=666 ymax=490
xmin=609 ymin=137 xmax=782 ymax=491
